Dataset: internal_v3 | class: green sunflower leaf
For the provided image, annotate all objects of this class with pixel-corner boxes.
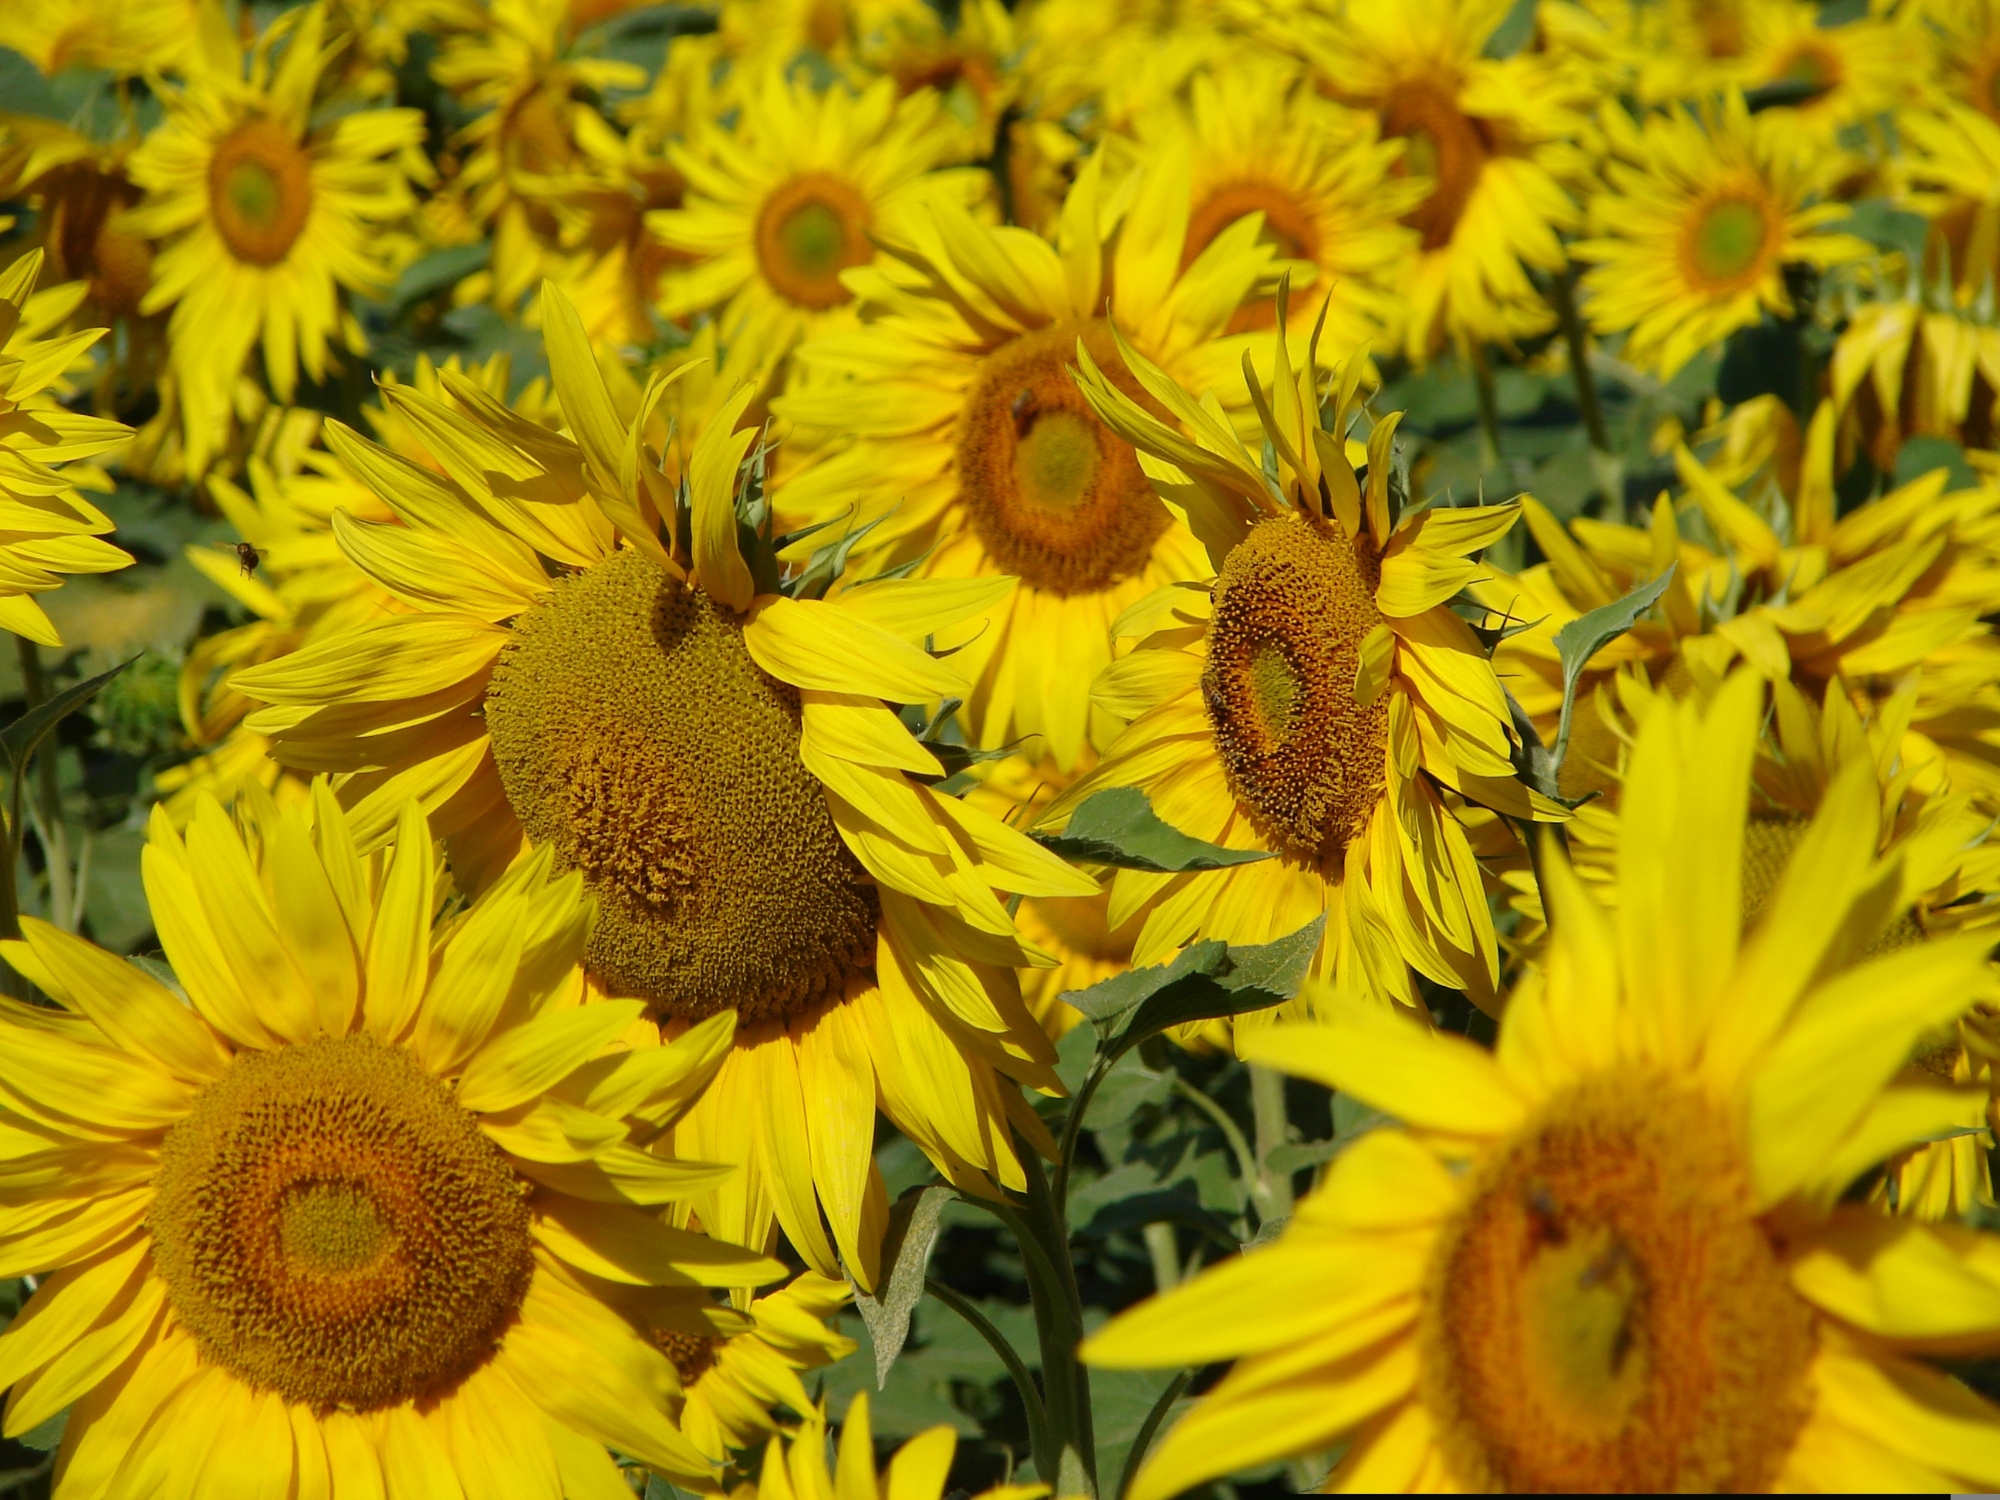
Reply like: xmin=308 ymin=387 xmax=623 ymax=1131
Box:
xmin=1030 ymin=786 xmax=1272 ymax=873
xmin=850 ymin=1183 xmax=954 ymax=1389
xmin=1538 ymin=563 xmax=1676 ymax=793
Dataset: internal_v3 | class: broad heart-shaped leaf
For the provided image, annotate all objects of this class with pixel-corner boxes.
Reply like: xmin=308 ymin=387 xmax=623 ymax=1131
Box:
xmin=850 ymin=1183 xmax=954 ymax=1389
xmin=1063 ymin=914 xmax=1326 ymax=1065
xmin=1 ymin=656 xmax=139 ymax=777
xmin=1032 ymin=786 xmax=1272 ymax=873
xmin=1543 ymin=565 xmax=1675 ymax=788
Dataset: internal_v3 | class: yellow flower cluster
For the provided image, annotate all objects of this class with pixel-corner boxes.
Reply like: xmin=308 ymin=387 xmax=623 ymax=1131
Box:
xmin=4 ymin=0 xmax=2000 ymax=1495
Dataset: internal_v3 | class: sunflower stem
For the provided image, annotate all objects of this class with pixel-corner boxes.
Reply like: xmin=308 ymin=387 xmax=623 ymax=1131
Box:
xmin=14 ymin=641 xmax=74 ymax=937
xmin=1116 ymin=1368 xmax=1193 ymax=1500
xmin=925 ymin=1275 xmax=1055 ymax=1479
xmin=1248 ymin=1064 xmax=1295 ymax=1221
xmin=1467 ymin=341 xmax=1503 ymax=473
xmin=1550 ymin=267 xmax=1626 ymax=522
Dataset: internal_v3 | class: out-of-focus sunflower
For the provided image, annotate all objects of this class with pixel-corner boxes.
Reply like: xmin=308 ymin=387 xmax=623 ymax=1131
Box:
xmin=1539 ymin=0 xmax=1746 ymax=106
xmin=857 ymin=0 xmax=1018 ymax=165
xmin=0 ymin=784 xmax=784 ymax=1497
xmin=647 ymin=70 xmax=982 ymax=360
xmin=1915 ymin=0 xmax=2000 ymax=123
xmin=0 ymin=0 xmax=197 ymax=77
xmin=1477 ymin=432 xmax=2000 ymax=810
xmin=0 ymin=250 xmax=134 ymax=646
xmin=775 ymin=152 xmax=1275 ymax=772
xmin=432 ymin=0 xmax=646 ymax=315
xmin=123 ymin=3 xmax=430 ymax=476
xmin=1013 ymin=0 xmax=1238 ymax=145
xmin=1504 ymin=669 xmax=2000 ymax=1219
xmin=1731 ymin=0 xmax=1910 ymax=147
xmin=641 ymin=1270 xmax=855 ymax=1471
xmin=1047 ymin=317 xmax=1557 ymax=1012
xmin=1286 ymin=0 xmax=1585 ymax=359
xmin=231 ymin=286 xmax=1096 ymax=1287
xmin=745 ymin=1393 xmax=1047 ymax=1500
xmin=1127 ymin=56 xmax=1423 ymax=347
xmin=1574 ymin=92 xmax=1868 ymax=380
xmin=1833 ymin=101 xmax=2000 ymax=465
xmin=1090 ymin=674 xmax=2000 ymax=1497
xmin=715 ymin=0 xmax=930 ymax=71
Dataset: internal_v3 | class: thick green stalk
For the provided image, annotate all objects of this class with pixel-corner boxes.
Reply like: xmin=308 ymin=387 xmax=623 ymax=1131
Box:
xmin=1467 ymin=342 xmax=1502 ymax=472
xmin=1248 ymin=1064 xmax=1295 ymax=1221
xmin=14 ymin=640 xmax=73 ymax=929
xmin=1549 ymin=267 xmax=1626 ymax=521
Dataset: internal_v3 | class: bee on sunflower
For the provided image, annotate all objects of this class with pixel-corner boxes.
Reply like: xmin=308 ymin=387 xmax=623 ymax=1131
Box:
xmin=0 ymin=251 xmax=134 ymax=646
xmin=775 ymin=150 xmax=1280 ymax=773
xmin=121 ymin=1 xmax=430 ymax=477
xmin=1090 ymin=673 xmax=2000 ymax=1496
xmin=1044 ymin=303 xmax=1560 ymax=1013
xmin=1574 ymin=91 xmax=1869 ymax=381
xmin=0 ymin=783 xmax=784 ymax=1497
xmin=230 ymin=283 xmax=1097 ymax=1288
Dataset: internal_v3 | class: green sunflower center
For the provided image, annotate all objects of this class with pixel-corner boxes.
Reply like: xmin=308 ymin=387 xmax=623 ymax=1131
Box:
xmin=1202 ymin=513 xmax=1389 ymax=865
xmin=484 ymin=550 xmax=879 ymax=1025
xmin=150 ymin=1034 xmax=532 ymax=1411
xmin=1688 ymin=198 xmax=1771 ymax=287
xmin=1422 ymin=1073 xmax=1816 ymax=1492
xmin=207 ymin=117 xmax=313 ymax=268
xmin=956 ymin=319 xmax=1174 ymax=597
xmin=754 ymin=172 xmax=873 ymax=310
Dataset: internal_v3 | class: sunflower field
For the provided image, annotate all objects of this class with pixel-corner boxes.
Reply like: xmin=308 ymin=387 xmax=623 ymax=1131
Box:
xmin=10 ymin=0 xmax=2000 ymax=1494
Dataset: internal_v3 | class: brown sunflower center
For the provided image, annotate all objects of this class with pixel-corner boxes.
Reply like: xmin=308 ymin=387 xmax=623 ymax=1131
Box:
xmin=1381 ymin=80 xmax=1490 ymax=252
xmin=1686 ymin=195 xmax=1773 ymax=289
xmin=1202 ymin=512 xmax=1389 ymax=864
xmin=754 ymin=172 xmax=874 ymax=310
xmin=1185 ymin=179 xmax=1321 ymax=267
xmin=656 ymin=1328 xmax=724 ymax=1386
xmin=1741 ymin=811 xmax=1921 ymax=952
xmin=1423 ymin=1072 xmax=1817 ymax=1493
xmin=485 ymin=549 xmax=879 ymax=1025
xmin=208 ymin=117 xmax=313 ymax=268
xmin=956 ymin=319 xmax=1174 ymax=596
xmin=149 ymin=1034 xmax=533 ymax=1411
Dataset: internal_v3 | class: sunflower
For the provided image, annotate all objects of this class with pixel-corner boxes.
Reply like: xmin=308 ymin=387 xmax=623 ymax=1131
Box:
xmin=1041 ymin=313 xmax=1557 ymax=1014
xmin=230 ymin=284 xmax=1096 ymax=1288
xmin=1917 ymin=0 xmax=2000 ymax=124
xmin=646 ymin=70 xmax=985 ymax=360
xmin=1090 ymin=672 xmax=2000 ymax=1497
xmin=774 ymin=151 xmax=1275 ymax=772
xmin=155 ymin=354 xmax=549 ymax=823
xmin=0 ymin=0 xmax=197 ymax=77
xmin=857 ymin=0 xmax=1019 ymax=165
xmin=714 ymin=0 xmax=932 ymax=71
xmin=1476 ymin=433 xmax=2000 ymax=812
xmin=0 ymin=250 xmax=134 ymax=647
xmin=123 ymin=2 xmax=429 ymax=476
xmin=0 ymin=119 xmax=157 ymax=350
xmin=747 ymin=1392 xmax=1047 ymax=1500
xmin=1505 ymin=668 xmax=2000 ymax=1218
xmin=1539 ymin=0 xmax=1746 ymax=107
xmin=1283 ymin=0 xmax=1586 ymax=359
xmin=1731 ymin=0 xmax=1911 ymax=146
xmin=0 ymin=782 xmax=784 ymax=1497
xmin=1126 ymin=55 xmax=1425 ymax=348
xmin=431 ymin=0 xmax=646 ymax=316
xmin=1573 ymin=91 xmax=1868 ymax=381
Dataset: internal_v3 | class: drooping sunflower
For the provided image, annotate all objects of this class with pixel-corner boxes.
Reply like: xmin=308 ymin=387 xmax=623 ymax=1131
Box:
xmin=1126 ymin=55 xmax=1424 ymax=348
xmin=1090 ymin=672 xmax=2000 ymax=1497
xmin=123 ymin=2 xmax=429 ymax=476
xmin=646 ymin=70 xmax=984 ymax=359
xmin=0 ymin=783 xmax=785 ymax=1497
xmin=1573 ymin=91 xmax=1868 ymax=380
xmin=1044 ymin=315 xmax=1558 ymax=1012
xmin=0 ymin=250 xmax=133 ymax=646
xmin=1476 ymin=432 xmax=2000 ymax=811
xmin=1284 ymin=0 xmax=1586 ymax=359
xmin=231 ymin=285 xmax=1096 ymax=1288
xmin=774 ymin=151 xmax=1276 ymax=772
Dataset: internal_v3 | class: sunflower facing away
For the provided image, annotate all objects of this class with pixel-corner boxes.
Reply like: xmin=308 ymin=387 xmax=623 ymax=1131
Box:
xmin=1090 ymin=672 xmax=2000 ymax=1496
xmin=1574 ymin=91 xmax=1868 ymax=380
xmin=123 ymin=2 xmax=429 ymax=475
xmin=1044 ymin=311 xmax=1559 ymax=1013
xmin=0 ymin=250 xmax=133 ymax=646
xmin=775 ymin=150 xmax=1277 ymax=772
xmin=647 ymin=69 xmax=981 ymax=360
xmin=231 ymin=284 xmax=1096 ymax=1288
xmin=0 ymin=782 xmax=786 ymax=1497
